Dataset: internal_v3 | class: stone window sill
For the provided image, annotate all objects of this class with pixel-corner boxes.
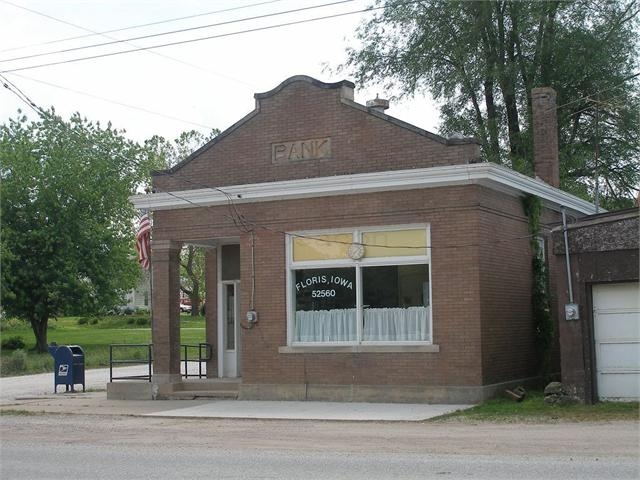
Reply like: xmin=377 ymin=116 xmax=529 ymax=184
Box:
xmin=278 ymin=344 xmax=440 ymax=354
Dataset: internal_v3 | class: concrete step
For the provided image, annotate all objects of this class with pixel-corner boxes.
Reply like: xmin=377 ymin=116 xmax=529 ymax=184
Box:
xmin=179 ymin=380 xmax=240 ymax=393
xmin=166 ymin=390 xmax=239 ymax=400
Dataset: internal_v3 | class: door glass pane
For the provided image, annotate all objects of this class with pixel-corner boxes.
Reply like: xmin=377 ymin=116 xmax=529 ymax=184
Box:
xmin=225 ymin=284 xmax=235 ymax=350
xmin=294 ymin=267 xmax=356 ymax=342
xmin=362 ymin=264 xmax=430 ymax=342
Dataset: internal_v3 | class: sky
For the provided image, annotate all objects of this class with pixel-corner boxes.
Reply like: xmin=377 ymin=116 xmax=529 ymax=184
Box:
xmin=0 ymin=0 xmax=441 ymax=145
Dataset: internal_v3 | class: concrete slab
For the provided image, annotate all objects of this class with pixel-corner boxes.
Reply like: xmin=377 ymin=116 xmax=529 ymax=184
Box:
xmin=146 ymin=400 xmax=472 ymax=421
xmin=1 ymin=369 xmax=473 ymax=422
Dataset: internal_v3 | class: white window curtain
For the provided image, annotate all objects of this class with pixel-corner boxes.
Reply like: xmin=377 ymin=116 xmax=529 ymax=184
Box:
xmin=363 ymin=306 xmax=430 ymax=342
xmin=295 ymin=309 xmax=356 ymax=342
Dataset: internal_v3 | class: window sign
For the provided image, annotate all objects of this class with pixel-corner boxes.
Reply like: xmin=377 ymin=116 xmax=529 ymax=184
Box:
xmin=294 ymin=268 xmax=356 ymax=342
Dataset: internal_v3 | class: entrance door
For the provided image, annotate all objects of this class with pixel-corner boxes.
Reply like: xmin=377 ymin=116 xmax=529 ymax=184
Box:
xmin=220 ymin=281 xmax=241 ymax=377
xmin=593 ymin=283 xmax=640 ymax=401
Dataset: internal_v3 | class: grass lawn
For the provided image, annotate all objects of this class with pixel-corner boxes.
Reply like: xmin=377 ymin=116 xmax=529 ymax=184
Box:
xmin=0 ymin=315 xmax=206 ymax=377
xmin=432 ymin=390 xmax=640 ymax=423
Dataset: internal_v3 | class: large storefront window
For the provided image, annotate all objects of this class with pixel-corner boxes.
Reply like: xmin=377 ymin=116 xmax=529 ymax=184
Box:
xmin=288 ymin=226 xmax=431 ymax=345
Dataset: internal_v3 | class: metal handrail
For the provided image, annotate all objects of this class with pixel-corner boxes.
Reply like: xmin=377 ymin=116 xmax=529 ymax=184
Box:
xmin=181 ymin=343 xmax=213 ymax=379
xmin=109 ymin=343 xmax=153 ymax=382
xmin=109 ymin=342 xmax=213 ymax=381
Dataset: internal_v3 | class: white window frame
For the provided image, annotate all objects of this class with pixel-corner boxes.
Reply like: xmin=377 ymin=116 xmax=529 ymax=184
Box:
xmin=286 ymin=224 xmax=432 ymax=346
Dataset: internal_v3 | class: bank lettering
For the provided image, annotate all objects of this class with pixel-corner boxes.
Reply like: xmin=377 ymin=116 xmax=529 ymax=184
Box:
xmin=295 ymin=275 xmax=353 ymax=292
xmin=272 ymin=137 xmax=331 ymax=163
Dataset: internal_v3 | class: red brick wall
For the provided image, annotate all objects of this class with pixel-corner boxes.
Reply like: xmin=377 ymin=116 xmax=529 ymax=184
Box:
xmin=154 ymin=78 xmax=479 ymax=193
xmin=151 ymin=184 xmax=549 ymax=388
xmin=477 ymin=190 xmax=536 ymax=384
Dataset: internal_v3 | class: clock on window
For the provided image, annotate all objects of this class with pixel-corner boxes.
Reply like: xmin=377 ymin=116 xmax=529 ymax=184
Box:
xmin=347 ymin=242 xmax=365 ymax=260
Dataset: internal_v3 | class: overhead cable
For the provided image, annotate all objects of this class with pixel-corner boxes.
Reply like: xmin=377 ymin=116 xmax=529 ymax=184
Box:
xmin=0 ymin=3 xmax=377 ymax=73
xmin=0 ymin=0 xmax=287 ymax=53
xmin=0 ymin=0 xmax=358 ymax=63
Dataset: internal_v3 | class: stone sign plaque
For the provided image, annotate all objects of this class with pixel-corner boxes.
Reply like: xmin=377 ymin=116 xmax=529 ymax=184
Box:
xmin=272 ymin=137 xmax=331 ymax=164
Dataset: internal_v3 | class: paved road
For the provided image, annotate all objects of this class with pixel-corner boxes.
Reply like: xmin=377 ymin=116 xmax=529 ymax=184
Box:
xmin=1 ymin=414 xmax=638 ymax=480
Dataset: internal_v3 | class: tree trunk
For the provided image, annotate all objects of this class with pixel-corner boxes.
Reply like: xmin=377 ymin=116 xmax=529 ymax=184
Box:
xmin=181 ymin=245 xmax=204 ymax=316
xmin=190 ymin=285 xmax=200 ymax=317
xmin=484 ymin=80 xmax=501 ymax=164
xmin=30 ymin=316 xmax=49 ymax=353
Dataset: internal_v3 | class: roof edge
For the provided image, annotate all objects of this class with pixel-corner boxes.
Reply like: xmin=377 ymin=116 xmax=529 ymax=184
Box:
xmin=134 ymin=163 xmax=598 ymax=217
xmin=254 ymin=75 xmax=355 ymax=100
xmin=341 ymin=98 xmax=481 ymax=147
xmin=152 ymin=108 xmax=261 ymax=177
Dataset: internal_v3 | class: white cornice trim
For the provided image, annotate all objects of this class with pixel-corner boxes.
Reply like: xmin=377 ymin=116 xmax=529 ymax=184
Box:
xmin=131 ymin=163 xmax=599 ymax=216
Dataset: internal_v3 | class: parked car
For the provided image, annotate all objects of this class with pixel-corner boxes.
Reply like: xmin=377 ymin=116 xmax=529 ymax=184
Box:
xmin=180 ymin=303 xmax=192 ymax=313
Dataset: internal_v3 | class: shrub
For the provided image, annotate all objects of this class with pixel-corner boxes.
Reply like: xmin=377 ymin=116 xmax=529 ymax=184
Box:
xmin=1 ymin=336 xmax=26 ymax=350
xmin=0 ymin=316 xmax=23 ymax=331
xmin=135 ymin=317 xmax=150 ymax=327
xmin=77 ymin=317 xmax=89 ymax=325
xmin=1 ymin=349 xmax=27 ymax=375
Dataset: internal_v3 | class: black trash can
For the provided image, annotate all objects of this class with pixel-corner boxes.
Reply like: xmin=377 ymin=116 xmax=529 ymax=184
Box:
xmin=48 ymin=344 xmax=86 ymax=393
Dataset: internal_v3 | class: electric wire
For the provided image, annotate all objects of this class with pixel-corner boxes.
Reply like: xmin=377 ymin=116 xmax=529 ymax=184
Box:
xmin=0 ymin=0 xmax=358 ymax=64
xmin=149 ymin=168 xmax=542 ymax=251
xmin=0 ymin=72 xmax=45 ymax=115
xmin=0 ymin=1 xmax=265 ymax=88
xmin=2 ymin=58 xmax=555 ymax=252
xmin=0 ymin=3 xmax=378 ymax=73
xmin=550 ymin=72 xmax=640 ymax=113
xmin=5 ymin=72 xmax=217 ymax=130
xmin=0 ymin=0 xmax=288 ymax=53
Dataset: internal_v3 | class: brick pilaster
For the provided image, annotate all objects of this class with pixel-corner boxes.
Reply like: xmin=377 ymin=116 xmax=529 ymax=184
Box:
xmin=151 ymin=239 xmax=182 ymax=381
xmin=204 ymin=248 xmax=218 ymax=378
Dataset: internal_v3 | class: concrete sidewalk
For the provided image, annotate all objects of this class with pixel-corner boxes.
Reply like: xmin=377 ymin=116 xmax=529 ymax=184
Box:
xmin=0 ymin=369 xmax=473 ymax=421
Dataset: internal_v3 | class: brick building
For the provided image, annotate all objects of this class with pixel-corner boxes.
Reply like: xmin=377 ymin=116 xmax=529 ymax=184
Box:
xmin=127 ymin=76 xmax=597 ymax=403
xmin=552 ymin=208 xmax=639 ymax=402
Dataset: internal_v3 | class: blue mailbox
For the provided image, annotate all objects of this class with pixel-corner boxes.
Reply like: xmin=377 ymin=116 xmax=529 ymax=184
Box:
xmin=48 ymin=344 xmax=85 ymax=393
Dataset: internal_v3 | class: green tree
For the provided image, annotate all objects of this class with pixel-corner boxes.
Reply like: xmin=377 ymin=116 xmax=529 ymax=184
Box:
xmin=345 ymin=0 xmax=639 ymax=208
xmin=0 ymin=110 xmax=155 ymax=352
xmin=145 ymin=129 xmax=219 ymax=316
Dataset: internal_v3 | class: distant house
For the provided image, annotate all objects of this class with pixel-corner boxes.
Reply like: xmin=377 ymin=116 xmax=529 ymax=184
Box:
xmin=126 ymin=76 xmax=599 ymax=403
xmin=122 ymin=271 xmax=150 ymax=312
xmin=553 ymin=208 xmax=639 ymax=402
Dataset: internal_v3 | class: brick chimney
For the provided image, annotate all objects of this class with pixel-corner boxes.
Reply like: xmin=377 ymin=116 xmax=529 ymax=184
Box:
xmin=531 ymin=87 xmax=560 ymax=188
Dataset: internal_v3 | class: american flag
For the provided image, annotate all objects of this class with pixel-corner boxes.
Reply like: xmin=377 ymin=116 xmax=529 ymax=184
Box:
xmin=135 ymin=212 xmax=151 ymax=270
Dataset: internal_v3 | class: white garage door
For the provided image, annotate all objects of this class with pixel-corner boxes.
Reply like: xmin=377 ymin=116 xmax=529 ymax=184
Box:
xmin=593 ymin=283 xmax=640 ymax=401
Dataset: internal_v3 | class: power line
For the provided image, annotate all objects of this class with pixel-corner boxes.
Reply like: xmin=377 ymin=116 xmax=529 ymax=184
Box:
xmin=1 ymin=3 xmax=376 ymax=74
xmin=3 ymin=40 xmax=538 ymax=251
xmin=0 ymin=72 xmax=44 ymax=115
xmin=0 ymin=0 xmax=263 ymax=88
xmin=5 ymin=72 xmax=217 ymax=130
xmin=0 ymin=0 xmax=287 ymax=54
xmin=551 ymin=72 xmax=640 ymax=112
xmin=149 ymin=167 xmax=541 ymax=250
xmin=0 ymin=0 xmax=358 ymax=64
